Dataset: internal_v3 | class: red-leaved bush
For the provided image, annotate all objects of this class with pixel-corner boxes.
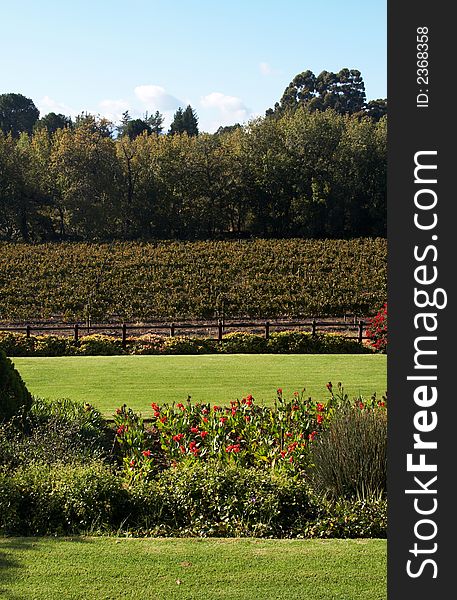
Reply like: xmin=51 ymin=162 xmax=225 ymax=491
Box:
xmin=366 ymin=303 xmax=387 ymax=353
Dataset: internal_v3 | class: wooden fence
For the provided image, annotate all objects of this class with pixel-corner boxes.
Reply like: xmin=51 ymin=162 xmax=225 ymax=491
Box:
xmin=0 ymin=318 xmax=369 ymax=347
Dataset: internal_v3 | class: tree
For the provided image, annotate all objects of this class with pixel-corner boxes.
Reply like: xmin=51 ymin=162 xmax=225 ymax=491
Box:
xmin=364 ymin=99 xmax=387 ymax=121
xmin=74 ymin=112 xmax=113 ymax=138
xmin=35 ymin=112 xmax=72 ymax=134
xmin=182 ymin=105 xmax=199 ymax=136
xmin=0 ymin=93 xmax=40 ymax=137
xmin=169 ymin=107 xmax=184 ymax=135
xmin=146 ymin=110 xmax=164 ymax=135
xmin=169 ymin=105 xmax=199 ymax=136
xmin=122 ymin=119 xmax=151 ymax=140
xmin=270 ymin=68 xmax=366 ymax=117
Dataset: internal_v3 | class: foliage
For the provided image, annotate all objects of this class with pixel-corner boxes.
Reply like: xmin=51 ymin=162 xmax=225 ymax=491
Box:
xmin=0 ymin=397 xmax=109 ymax=469
xmin=113 ymin=390 xmax=335 ymax=480
xmin=76 ymin=334 xmax=125 ymax=356
xmin=220 ymin=332 xmax=268 ymax=353
xmin=0 ymin=462 xmax=128 ymax=535
xmin=271 ymin=68 xmax=367 ymax=116
xmin=0 ymin=93 xmax=40 ymax=137
xmin=0 ymin=389 xmax=387 ymax=538
xmin=366 ymin=302 xmax=388 ymax=352
xmin=0 ymin=238 xmax=387 ymax=321
xmin=0 ymin=329 xmax=374 ymax=357
xmin=0 ymin=459 xmax=386 ymax=538
xmin=0 ymin=108 xmax=386 ymax=241
xmin=128 ymin=461 xmax=316 ymax=537
xmin=309 ymin=388 xmax=387 ymax=499
xmin=0 ymin=349 xmax=32 ymax=421
xmin=303 ymin=494 xmax=387 ymax=538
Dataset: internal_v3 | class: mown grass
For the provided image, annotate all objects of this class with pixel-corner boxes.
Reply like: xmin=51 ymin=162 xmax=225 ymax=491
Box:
xmin=12 ymin=354 xmax=386 ymax=417
xmin=0 ymin=537 xmax=386 ymax=600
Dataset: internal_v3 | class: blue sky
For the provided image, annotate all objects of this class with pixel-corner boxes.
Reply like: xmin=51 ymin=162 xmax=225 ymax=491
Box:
xmin=1 ymin=0 xmax=386 ymax=132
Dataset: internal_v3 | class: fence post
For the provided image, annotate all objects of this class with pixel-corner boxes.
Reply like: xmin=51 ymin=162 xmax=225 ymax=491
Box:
xmin=170 ymin=323 xmax=175 ymax=337
xmin=358 ymin=321 xmax=364 ymax=344
xmin=122 ymin=323 xmax=127 ymax=348
xmin=312 ymin=319 xmax=317 ymax=337
xmin=218 ymin=319 xmax=223 ymax=343
xmin=74 ymin=323 xmax=79 ymax=342
xmin=26 ymin=325 xmax=31 ymax=338
xmin=265 ymin=321 xmax=270 ymax=340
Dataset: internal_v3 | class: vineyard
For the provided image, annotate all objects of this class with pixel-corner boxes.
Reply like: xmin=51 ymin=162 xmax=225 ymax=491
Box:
xmin=0 ymin=238 xmax=386 ymax=321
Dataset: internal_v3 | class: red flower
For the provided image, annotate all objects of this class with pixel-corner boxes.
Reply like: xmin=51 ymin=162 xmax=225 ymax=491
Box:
xmin=308 ymin=431 xmax=318 ymax=441
xmin=378 ymin=400 xmax=386 ymax=407
xmin=244 ymin=415 xmax=250 ymax=422
xmin=160 ymin=416 xmax=167 ymax=423
xmin=190 ymin=426 xmax=199 ymax=434
xmin=280 ymin=450 xmax=287 ymax=458
xmin=151 ymin=402 xmax=160 ymax=411
xmin=226 ymin=444 xmax=241 ymax=453
xmin=200 ymin=431 xmax=209 ymax=438
xmin=317 ymin=414 xmax=324 ymax=424
xmin=202 ymin=416 xmax=209 ymax=423
xmin=277 ymin=388 xmax=283 ymax=395
xmin=246 ymin=394 xmax=253 ymax=402
xmin=358 ymin=402 xmax=364 ymax=410
xmin=202 ymin=407 xmax=209 ymax=415
xmin=213 ymin=405 xmax=221 ymax=412
xmin=179 ymin=445 xmax=186 ymax=453
xmin=142 ymin=449 xmax=151 ymax=457
xmin=326 ymin=382 xmax=333 ymax=391
xmin=116 ymin=425 xmax=126 ymax=436
xmin=129 ymin=459 xmax=135 ymax=467
xmin=173 ymin=433 xmax=184 ymax=442
xmin=292 ymin=404 xmax=299 ymax=411
xmin=177 ymin=403 xmax=185 ymax=410
xmin=316 ymin=403 xmax=325 ymax=412
xmin=285 ymin=432 xmax=293 ymax=438
xmin=219 ymin=417 xmax=227 ymax=425
xmin=154 ymin=411 xmax=160 ymax=418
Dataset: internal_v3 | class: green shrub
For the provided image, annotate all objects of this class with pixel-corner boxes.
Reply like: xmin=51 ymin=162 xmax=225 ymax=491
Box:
xmin=34 ymin=335 xmax=76 ymax=356
xmin=304 ymin=494 xmax=387 ymax=538
xmin=0 ymin=459 xmax=387 ymax=537
xmin=0 ymin=462 xmax=128 ymax=535
xmin=267 ymin=331 xmax=371 ymax=354
xmin=0 ymin=398 xmax=110 ymax=469
xmin=0 ymin=349 xmax=32 ymax=421
xmin=0 ymin=330 xmax=373 ymax=356
xmin=309 ymin=402 xmax=387 ymax=499
xmin=221 ymin=332 xmax=268 ymax=353
xmin=77 ymin=334 xmax=125 ymax=356
xmin=162 ymin=336 xmax=216 ymax=355
xmin=128 ymin=461 xmax=316 ymax=537
xmin=0 ymin=332 xmax=36 ymax=356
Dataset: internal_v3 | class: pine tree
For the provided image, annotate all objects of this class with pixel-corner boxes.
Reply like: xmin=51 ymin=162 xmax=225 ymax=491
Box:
xmin=182 ymin=105 xmax=199 ymax=136
xmin=169 ymin=107 xmax=184 ymax=135
xmin=169 ymin=105 xmax=198 ymax=136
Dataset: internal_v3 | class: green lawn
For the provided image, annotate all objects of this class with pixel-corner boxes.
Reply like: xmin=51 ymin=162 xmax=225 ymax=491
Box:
xmin=13 ymin=354 xmax=386 ymax=417
xmin=0 ymin=537 xmax=386 ymax=600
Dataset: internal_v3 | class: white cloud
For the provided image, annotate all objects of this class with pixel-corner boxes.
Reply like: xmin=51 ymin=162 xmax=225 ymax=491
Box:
xmin=259 ymin=62 xmax=273 ymax=76
xmin=38 ymin=96 xmax=78 ymax=118
xmin=200 ymin=92 xmax=252 ymax=130
xmin=134 ymin=85 xmax=183 ymax=112
xmin=98 ymin=99 xmax=130 ymax=122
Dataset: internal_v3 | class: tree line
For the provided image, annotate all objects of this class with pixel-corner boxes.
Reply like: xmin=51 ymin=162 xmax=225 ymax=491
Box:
xmin=0 ymin=68 xmax=386 ymax=242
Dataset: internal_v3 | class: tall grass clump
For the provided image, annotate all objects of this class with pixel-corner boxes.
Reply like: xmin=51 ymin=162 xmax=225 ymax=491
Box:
xmin=309 ymin=399 xmax=387 ymax=500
